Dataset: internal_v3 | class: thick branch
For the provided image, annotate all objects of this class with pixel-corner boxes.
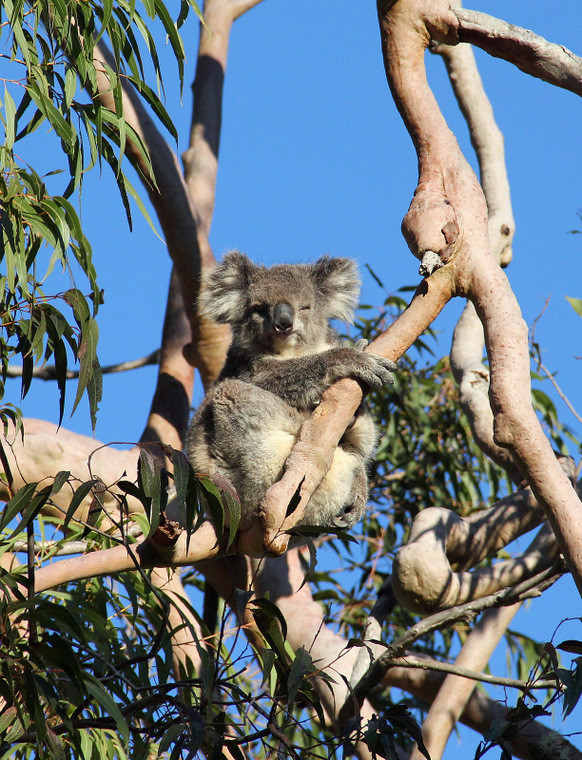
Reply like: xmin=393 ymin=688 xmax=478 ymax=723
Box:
xmin=181 ymin=0 xmax=246 ymax=387
xmin=435 ymin=1 xmax=515 ymax=267
xmin=454 ymin=8 xmax=582 ymax=96
xmin=254 ymin=551 xmax=574 ymax=760
xmin=439 ymin=1 xmax=519 ymax=478
xmin=33 ymin=521 xmax=222 ymax=594
xmin=450 ymin=301 xmax=521 ymax=478
xmin=247 ymin=270 xmax=453 ymax=556
xmin=92 ymin=43 xmax=206 ymax=328
xmin=150 ymin=568 xmax=204 ymax=680
xmin=376 ymin=0 xmax=582 ymax=597
xmin=392 ymin=499 xmax=556 ymax=614
xmin=0 ymin=419 xmax=142 ymax=522
xmin=140 ymin=267 xmax=194 ymax=449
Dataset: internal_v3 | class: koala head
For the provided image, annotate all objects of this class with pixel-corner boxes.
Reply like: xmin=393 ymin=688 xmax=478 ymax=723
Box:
xmin=201 ymin=251 xmax=361 ymax=355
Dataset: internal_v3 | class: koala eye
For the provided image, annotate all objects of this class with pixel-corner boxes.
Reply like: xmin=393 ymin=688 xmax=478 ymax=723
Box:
xmin=299 ymin=305 xmax=311 ymax=311
xmin=251 ymin=303 xmax=269 ymax=316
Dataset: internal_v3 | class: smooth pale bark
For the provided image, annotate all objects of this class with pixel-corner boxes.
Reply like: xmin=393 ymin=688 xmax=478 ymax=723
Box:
xmin=256 ymin=550 xmax=576 ymax=760
xmin=409 ymin=603 xmax=520 ymax=760
xmin=375 ymin=0 xmax=582 ymax=597
xmin=455 ymin=8 xmax=582 ymax=95
xmin=150 ymin=568 xmax=205 ymax=680
xmin=393 ymin=510 xmax=556 ymax=614
xmin=33 ymin=521 xmax=222 ymax=594
xmin=0 ymin=419 xmax=142 ymax=523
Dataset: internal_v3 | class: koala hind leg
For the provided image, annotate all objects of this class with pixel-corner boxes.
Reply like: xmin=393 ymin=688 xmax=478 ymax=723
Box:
xmin=193 ymin=379 xmax=304 ymax=527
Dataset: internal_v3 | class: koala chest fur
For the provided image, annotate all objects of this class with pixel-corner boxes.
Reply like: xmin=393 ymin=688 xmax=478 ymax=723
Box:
xmin=186 ymin=252 xmax=395 ymax=542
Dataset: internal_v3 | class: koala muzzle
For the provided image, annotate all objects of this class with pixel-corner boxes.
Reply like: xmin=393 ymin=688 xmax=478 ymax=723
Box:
xmin=272 ymin=302 xmax=294 ymax=334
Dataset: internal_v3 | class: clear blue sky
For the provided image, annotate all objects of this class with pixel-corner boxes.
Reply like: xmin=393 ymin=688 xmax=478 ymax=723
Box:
xmin=3 ymin=0 xmax=582 ymax=755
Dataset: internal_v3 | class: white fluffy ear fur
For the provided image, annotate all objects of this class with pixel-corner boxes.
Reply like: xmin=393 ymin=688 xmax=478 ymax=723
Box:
xmin=200 ymin=251 xmax=255 ymax=323
xmin=311 ymin=256 xmax=361 ymax=323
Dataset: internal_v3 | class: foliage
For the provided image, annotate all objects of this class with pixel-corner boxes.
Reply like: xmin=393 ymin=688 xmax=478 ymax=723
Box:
xmin=1 ymin=316 xmax=580 ymax=758
xmin=0 ymin=0 xmax=201 ymax=431
xmin=0 ymin=1 xmax=581 ymax=758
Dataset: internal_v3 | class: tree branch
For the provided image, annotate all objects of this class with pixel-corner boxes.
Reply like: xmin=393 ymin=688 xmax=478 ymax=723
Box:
xmin=140 ymin=267 xmax=194 ymax=450
xmin=390 ymin=652 xmax=560 ymax=692
xmin=408 ymin=603 xmax=521 ymax=760
xmin=437 ymin=0 xmax=520 ymax=479
xmin=375 ymin=0 xmax=582 ymax=598
xmin=454 ymin=8 xmax=582 ymax=96
xmin=6 ymin=351 xmax=160 ymax=380
xmin=392 ymin=497 xmax=558 ymax=614
xmin=340 ymin=560 xmax=564 ymax=721
xmin=32 ymin=520 xmax=223 ymax=594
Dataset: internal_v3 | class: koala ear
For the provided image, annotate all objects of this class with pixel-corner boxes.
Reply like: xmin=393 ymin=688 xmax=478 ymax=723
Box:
xmin=311 ymin=256 xmax=361 ymax=323
xmin=200 ymin=251 xmax=255 ymax=323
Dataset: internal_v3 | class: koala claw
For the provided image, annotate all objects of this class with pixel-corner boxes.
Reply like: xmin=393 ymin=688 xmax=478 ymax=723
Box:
xmin=348 ymin=341 xmax=397 ymax=389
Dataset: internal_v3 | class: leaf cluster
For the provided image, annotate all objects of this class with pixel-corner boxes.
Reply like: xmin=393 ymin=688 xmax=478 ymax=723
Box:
xmin=0 ymin=0 xmax=200 ymax=430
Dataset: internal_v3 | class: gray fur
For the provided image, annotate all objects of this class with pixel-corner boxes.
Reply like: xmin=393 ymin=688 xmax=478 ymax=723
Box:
xmin=187 ymin=252 xmax=396 ymax=543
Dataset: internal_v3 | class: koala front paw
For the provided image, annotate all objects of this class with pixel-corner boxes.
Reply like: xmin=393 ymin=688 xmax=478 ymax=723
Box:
xmin=348 ymin=341 xmax=397 ymax=390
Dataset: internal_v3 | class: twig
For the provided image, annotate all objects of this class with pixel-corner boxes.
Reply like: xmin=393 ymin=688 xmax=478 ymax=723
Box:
xmin=338 ymin=561 xmax=565 ymax=722
xmin=538 ymin=361 xmax=582 ymax=426
xmin=389 ymin=653 xmax=561 ymax=692
xmin=6 ymin=350 xmax=160 ymax=381
xmin=11 ymin=524 xmax=143 ymax=556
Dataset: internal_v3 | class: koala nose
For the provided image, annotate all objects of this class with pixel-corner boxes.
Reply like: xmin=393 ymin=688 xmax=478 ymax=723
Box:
xmin=272 ymin=302 xmax=294 ymax=333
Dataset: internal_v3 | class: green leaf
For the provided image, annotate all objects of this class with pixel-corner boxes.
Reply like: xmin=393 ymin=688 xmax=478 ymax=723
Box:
xmin=62 ymin=290 xmax=101 ymax=427
xmin=27 ymin=81 xmax=73 ymax=144
xmin=566 ymin=296 xmax=582 ymax=318
xmin=158 ymin=724 xmax=185 ymax=755
xmin=45 ymin=318 xmax=68 ymax=426
xmin=51 ymin=470 xmax=71 ymax=495
xmin=63 ymin=480 xmax=99 ymax=529
xmin=10 ymin=484 xmax=52 ymax=536
xmin=557 ymin=640 xmax=582 ymax=655
xmin=0 ymin=482 xmax=37 ymax=531
xmin=137 ymin=448 xmax=168 ymax=534
xmin=3 ymin=86 xmax=17 ymax=149
xmin=562 ymin=659 xmax=582 ymax=717
xmin=287 ymin=647 xmax=314 ymax=707
xmin=85 ymin=678 xmax=130 ymax=745
xmin=251 ymin=597 xmax=289 ymax=667
xmin=170 ymin=448 xmax=204 ymax=540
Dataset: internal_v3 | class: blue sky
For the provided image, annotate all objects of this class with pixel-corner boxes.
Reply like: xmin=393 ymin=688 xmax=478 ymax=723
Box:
xmin=3 ymin=0 xmax=582 ymax=754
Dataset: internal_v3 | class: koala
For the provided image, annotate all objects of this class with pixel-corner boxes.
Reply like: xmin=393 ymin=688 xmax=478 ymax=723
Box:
xmin=186 ymin=252 xmax=395 ymax=543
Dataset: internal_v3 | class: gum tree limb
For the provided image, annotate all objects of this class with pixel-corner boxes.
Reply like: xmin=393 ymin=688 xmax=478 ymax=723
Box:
xmin=342 ymin=561 xmax=564 ymax=720
xmin=392 ymin=498 xmax=558 ymax=615
xmin=454 ymin=8 xmax=582 ymax=95
xmin=408 ymin=603 xmax=521 ymax=760
xmin=373 ymin=0 xmax=582 ymax=595
xmin=437 ymin=0 xmax=519 ymax=478
xmin=255 ymin=551 xmax=575 ymax=760
xmin=32 ymin=520 xmax=222 ymax=594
